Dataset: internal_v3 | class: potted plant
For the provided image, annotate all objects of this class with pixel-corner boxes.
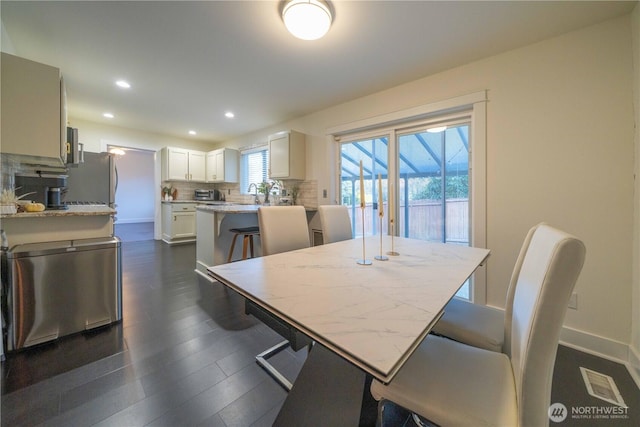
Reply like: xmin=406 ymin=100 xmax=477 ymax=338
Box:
xmin=258 ymin=180 xmax=280 ymax=205
xmin=0 ymin=188 xmax=35 ymax=214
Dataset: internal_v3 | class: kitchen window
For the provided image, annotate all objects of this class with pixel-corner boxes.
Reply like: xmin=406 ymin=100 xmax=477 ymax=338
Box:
xmin=240 ymin=146 xmax=269 ymax=194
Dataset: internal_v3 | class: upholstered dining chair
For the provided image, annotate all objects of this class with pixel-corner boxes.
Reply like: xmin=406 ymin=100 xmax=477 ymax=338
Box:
xmin=431 ymin=223 xmax=542 ymax=353
xmin=246 ymin=205 xmax=312 ymax=391
xmin=318 ymin=205 xmax=353 ymax=244
xmin=371 ymin=224 xmax=586 ymax=426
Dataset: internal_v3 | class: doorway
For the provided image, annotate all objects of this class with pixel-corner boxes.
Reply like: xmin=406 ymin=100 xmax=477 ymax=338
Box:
xmin=108 ymin=145 xmax=155 ymax=242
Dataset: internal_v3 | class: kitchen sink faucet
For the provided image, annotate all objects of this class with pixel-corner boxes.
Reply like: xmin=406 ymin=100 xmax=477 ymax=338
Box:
xmin=247 ymin=183 xmax=259 ymax=204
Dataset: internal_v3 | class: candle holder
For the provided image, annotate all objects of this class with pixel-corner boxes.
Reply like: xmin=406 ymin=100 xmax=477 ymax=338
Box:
xmin=375 ymin=216 xmax=388 ymax=261
xmin=387 ymin=219 xmax=399 ymax=256
xmin=357 ymin=205 xmax=372 ymax=265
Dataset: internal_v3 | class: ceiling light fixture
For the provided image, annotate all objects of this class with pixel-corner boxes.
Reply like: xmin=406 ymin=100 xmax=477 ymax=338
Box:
xmin=282 ymin=0 xmax=332 ymax=41
xmin=189 ymin=130 xmax=197 ymax=135
xmin=103 ymin=112 xmax=114 ymax=119
xmin=225 ymin=111 xmax=235 ymax=118
xmin=115 ymin=80 xmax=131 ymax=89
xmin=109 ymin=147 xmax=126 ymax=156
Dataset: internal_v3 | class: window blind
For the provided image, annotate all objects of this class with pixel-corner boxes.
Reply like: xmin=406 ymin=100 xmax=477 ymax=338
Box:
xmin=240 ymin=147 xmax=269 ymax=194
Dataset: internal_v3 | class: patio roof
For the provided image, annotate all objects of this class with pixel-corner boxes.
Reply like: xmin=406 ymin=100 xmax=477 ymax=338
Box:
xmin=340 ymin=127 xmax=469 ymax=180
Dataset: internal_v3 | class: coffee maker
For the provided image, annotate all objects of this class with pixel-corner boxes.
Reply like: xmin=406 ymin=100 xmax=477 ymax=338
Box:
xmin=14 ymin=173 xmax=68 ymax=210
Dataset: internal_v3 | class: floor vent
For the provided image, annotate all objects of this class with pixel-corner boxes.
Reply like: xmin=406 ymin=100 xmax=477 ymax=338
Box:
xmin=580 ymin=367 xmax=627 ymax=407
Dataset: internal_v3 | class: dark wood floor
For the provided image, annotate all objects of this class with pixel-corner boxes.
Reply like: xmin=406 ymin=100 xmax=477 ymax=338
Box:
xmin=1 ymin=231 xmax=639 ymax=426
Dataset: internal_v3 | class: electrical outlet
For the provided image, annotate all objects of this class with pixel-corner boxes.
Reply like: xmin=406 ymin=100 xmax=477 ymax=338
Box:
xmin=568 ymin=292 xmax=578 ymax=310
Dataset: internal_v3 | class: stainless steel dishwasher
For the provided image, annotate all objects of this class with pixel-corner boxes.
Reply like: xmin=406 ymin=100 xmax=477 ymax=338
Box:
xmin=1 ymin=237 xmax=122 ymax=351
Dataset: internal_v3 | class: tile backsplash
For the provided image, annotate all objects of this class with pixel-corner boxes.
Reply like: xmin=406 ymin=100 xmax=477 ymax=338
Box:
xmin=214 ymin=179 xmax=318 ymax=208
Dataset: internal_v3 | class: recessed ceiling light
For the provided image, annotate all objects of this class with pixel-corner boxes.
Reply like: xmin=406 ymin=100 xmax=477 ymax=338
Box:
xmin=225 ymin=111 xmax=235 ymax=119
xmin=188 ymin=130 xmax=197 ymax=135
xmin=103 ymin=112 xmax=114 ymax=119
xmin=115 ymin=80 xmax=131 ymax=89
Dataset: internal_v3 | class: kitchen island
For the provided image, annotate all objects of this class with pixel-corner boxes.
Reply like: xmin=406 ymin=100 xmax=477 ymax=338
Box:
xmin=0 ymin=205 xmax=116 ymax=246
xmin=195 ymin=204 xmax=261 ymax=276
xmin=195 ymin=204 xmax=320 ymax=277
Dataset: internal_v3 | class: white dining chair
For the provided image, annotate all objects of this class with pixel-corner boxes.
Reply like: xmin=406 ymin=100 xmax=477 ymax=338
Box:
xmin=371 ymin=223 xmax=586 ymax=426
xmin=246 ymin=205 xmax=312 ymax=391
xmin=431 ymin=222 xmax=542 ymax=353
xmin=318 ymin=205 xmax=353 ymax=244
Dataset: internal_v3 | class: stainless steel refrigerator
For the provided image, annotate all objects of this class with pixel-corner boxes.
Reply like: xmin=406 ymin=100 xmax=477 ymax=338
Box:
xmin=65 ymin=152 xmax=117 ymax=207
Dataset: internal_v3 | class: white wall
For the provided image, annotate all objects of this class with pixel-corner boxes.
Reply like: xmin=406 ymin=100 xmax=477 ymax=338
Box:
xmin=68 ymin=118 xmax=219 ymax=236
xmin=631 ymin=3 xmax=640 ymax=375
xmin=113 ymin=149 xmax=155 ymax=223
xmin=69 ymin=118 xmax=218 ymax=154
xmin=221 ymin=16 xmax=636 ymax=359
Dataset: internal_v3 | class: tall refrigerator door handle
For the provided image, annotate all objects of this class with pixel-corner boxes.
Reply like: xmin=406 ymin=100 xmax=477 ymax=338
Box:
xmin=114 ymin=165 xmax=119 ymax=194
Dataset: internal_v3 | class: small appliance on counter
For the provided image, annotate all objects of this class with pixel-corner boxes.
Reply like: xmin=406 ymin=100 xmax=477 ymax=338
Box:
xmin=14 ymin=172 xmax=68 ymax=210
xmin=194 ymin=189 xmax=223 ymax=201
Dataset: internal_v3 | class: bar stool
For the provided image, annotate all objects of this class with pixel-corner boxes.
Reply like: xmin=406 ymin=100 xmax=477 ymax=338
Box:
xmin=227 ymin=226 xmax=260 ymax=263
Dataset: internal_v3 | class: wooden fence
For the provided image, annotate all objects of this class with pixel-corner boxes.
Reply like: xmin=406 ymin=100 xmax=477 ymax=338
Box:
xmin=348 ymin=199 xmax=469 ymax=244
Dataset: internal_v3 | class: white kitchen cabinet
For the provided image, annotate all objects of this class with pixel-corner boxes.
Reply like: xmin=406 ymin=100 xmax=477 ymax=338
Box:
xmin=161 ymin=147 xmax=206 ymax=182
xmin=162 ymin=203 xmax=197 ymax=244
xmin=188 ymin=151 xmax=206 ymax=182
xmin=1 ymin=53 xmax=65 ymax=163
xmin=268 ymin=130 xmax=306 ymax=180
xmin=206 ymin=148 xmax=239 ymax=183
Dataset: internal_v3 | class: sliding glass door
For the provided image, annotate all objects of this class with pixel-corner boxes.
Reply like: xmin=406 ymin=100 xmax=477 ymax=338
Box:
xmin=339 ymin=135 xmax=388 ymax=237
xmin=397 ymin=123 xmax=470 ymax=245
xmin=338 ymin=120 xmax=472 ymax=298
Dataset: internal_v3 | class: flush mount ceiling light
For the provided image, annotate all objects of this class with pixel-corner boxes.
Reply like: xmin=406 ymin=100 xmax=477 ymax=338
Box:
xmin=282 ymin=0 xmax=332 ymax=41
xmin=109 ymin=147 xmax=125 ymax=156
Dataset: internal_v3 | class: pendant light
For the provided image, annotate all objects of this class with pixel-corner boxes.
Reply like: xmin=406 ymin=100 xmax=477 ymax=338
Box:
xmin=282 ymin=0 xmax=332 ymax=41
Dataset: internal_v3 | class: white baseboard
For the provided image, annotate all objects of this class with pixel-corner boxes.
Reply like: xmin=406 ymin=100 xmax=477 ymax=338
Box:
xmin=559 ymin=326 xmax=630 ymax=362
xmin=114 ymin=218 xmax=154 ymax=224
xmin=560 ymin=326 xmax=640 ymax=390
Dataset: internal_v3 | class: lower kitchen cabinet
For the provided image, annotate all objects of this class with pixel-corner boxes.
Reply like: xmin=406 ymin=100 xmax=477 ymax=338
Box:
xmin=162 ymin=203 xmax=196 ymax=244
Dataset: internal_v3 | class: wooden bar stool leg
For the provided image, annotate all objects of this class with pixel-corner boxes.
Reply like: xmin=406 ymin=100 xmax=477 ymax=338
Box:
xmin=227 ymin=233 xmax=240 ymax=263
xmin=249 ymin=235 xmax=255 ymax=258
xmin=242 ymin=235 xmax=250 ymax=260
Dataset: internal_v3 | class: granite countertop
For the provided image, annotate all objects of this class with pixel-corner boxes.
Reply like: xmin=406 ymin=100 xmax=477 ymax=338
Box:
xmin=162 ymin=200 xmax=230 ymax=205
xmin=197 ymin=204 xmax=260 ymax=214
xmin=197 ymin=204 xmax=316 ymax=214
xmin=0 ymin=205 xmax=116 ymax=219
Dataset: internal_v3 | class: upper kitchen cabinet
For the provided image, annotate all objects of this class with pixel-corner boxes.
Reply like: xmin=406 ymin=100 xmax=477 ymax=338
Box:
xmin=161 ymin=147 xmax=206 ymax=182
xmin=206 ymin=148 xmax=238 ymax=183
xmin=268 ymin=130 xmax=306 ymax=180
xmin=1 ymin=53 xmax=65 ymax=164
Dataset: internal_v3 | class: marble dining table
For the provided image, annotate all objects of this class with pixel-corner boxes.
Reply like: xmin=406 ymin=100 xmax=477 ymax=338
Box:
xmin=207 ymin=236 xmax=490 ymax=425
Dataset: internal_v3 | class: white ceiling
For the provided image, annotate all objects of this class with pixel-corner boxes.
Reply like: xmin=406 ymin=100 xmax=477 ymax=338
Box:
xmin=1 ymin=1 xmax=635 ymax=143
